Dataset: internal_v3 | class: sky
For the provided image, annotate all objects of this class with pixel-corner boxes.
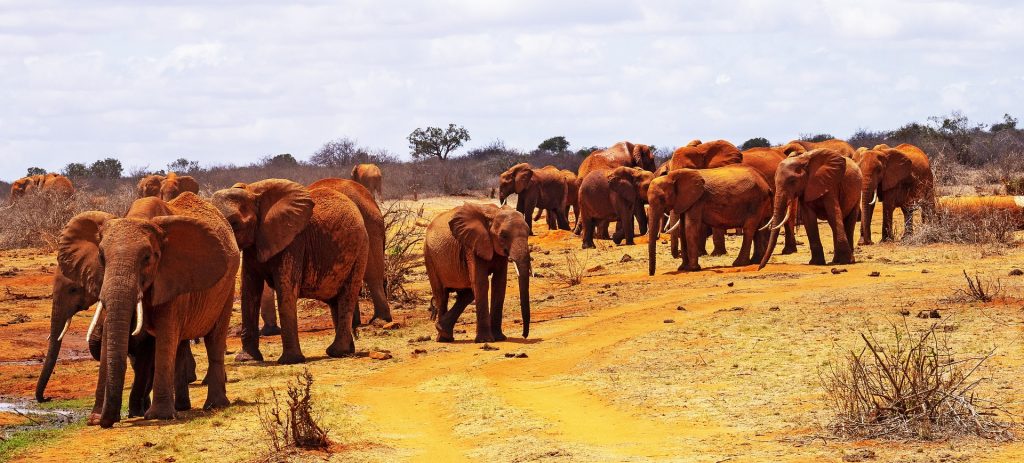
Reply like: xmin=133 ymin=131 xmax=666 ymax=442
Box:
xmin=1 ymin=0 xmax=1023 ymax=181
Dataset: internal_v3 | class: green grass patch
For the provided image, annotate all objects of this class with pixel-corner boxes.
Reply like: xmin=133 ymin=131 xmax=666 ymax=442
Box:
xmin=0 ymin=423 xmax=83 ymax=462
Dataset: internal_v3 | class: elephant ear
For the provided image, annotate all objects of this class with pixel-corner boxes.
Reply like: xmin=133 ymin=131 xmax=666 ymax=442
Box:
xmin=782 ymin=142 xmax=806 ymax=156
xmin=449 ymin=203 xmax=498 ymax=260
xmin=151 ymin=216 xmax=227 ymax=306
xmin=705 ymin=142 xmax=743 ymax=168
xmin=805 ymin=150 xmax=847 ymax=201
xmin=669 ymin=169 xmax=706 ymax=212
xmin=631 ymin=144 xmax=654 ymax=170
xmin=514 ymin=167 xmax=534 ymax=192
xmin=248 ymin=179 xmax=315 ymax=262
xmin=607 ymin=168 xmax=638 ymax=204
xmin=177 ymin=176 xmax=200 ymax=194
xmin=351 ymin=165 xmax=360 ymax=179
xmin=881 ymin=149 xmax=913 ymax=191
xmin=57 ymin=211 xmax=116 ymax=297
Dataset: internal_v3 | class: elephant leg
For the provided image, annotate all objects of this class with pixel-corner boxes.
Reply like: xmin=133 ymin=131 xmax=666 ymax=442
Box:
xmin=490 ymin=266 xmax=508 ymax=341
xmin=236 ymin=267 xmax=265 ymax=362
xmin=433 ymin=289 xmax=453 ymax=342
xmin=472 ymin=264 xmax=494 ymax=343
xmin=828 ymin=202 xmax=853 ymax=265
xmin=732 ymin=221 xmax=756 ymax=267
xmin=545 ymin=208 xmax=557 ymax=230
xmin=881 ymin=200 xmax=896 ymax=242
xmin=619 ymin=206 xmax=635 ymax=246
xmin=88 ymin=336 xmax=108 ymax=426
xmin=127 ymin=335 xmax=155 ymax=418
xmin=710 ymin=228 xmax=727 ymax=256
xmin=523 ymin=196 xmax=538 ymax=235
xmin=556 ymin=206 xmax=570 ymax=231
xmin=802 ymin=206 xmax=826 ymax=265
xmin=327 ymin=266 xmax=363 ymax=358
xmin=611 ymin=217 xmax=625 ymax=245
xmin=275 ymin=270 xmax=306 ymax=365
xmin=595 ymin=220 xmax=611 ymax=240
xmin=259 ymin=284 xmax=280 ymax=336
xmin=365 ymin=277 xmax=392 ymax=325
xmin=202 ymin=295 xmax=232 ymax=410
xmin=669 ymin=213 xmax=681 ymax=258
xmin=145 ymin=323 xmax=180 ymax=421
xmin=680 ymin=210 xmax=703 ymax=272
xmin=634 ymin=204 xmax=648 ymax=236
xmin=438 ymin=289 xmax=474 ymax=341
xmin=843 ymin=210 xmax=858 ymax=265
xmin=781 ymin=222 xmax=798 ymax=254
xmin=582 ymin=217 xmax=597 ymax=249
xmin=901 ymin=206 xmax=916 ymax=237
xmin=753 ymin=228 xmax=770 ymax=263
xmin=174 ymin=341 xmax=193 ymax=412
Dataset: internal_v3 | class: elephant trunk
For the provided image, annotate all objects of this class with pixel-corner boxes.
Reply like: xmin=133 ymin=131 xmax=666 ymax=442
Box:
xmin=759 ymin=192 xmax=793 ymax=270
xmin=510 ymin=244 xmax=531 ymax=338
xmin=98 ymin=269 xmax=140 ymax=428
xmin=861 ymin=177 xmax=879 ymax=243
xmin=648 ymin=205 xmax=663 ymax=276
xmin=36 ymin=302 xmax=72 ymax=402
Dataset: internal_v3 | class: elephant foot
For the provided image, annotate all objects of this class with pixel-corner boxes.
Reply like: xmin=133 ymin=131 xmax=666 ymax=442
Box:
xmin=781 ymin=244 xmax=798 ymax=255
xmin=87 ymin=412 xmax=102 ymax=426
xmin=260 ymin=325 xmax=282 ymax=336
xmin=203 ymin=394 xmax=230 ymax=411
xmin=373 ymin=310 xmax=393 ymax=323
xmin=808 ymin=257 xmax=826 ymax=266
xmin=858 ymin=239 xmax=873 ymax=246
xmin=277 ymin=351 xmax=307 ymax=364
xmin=732 ymin=258 xmax=751 ymax=267
xmin=491 ymin=331 xmax=507 ymax=342
xmin=128 ymin=400 xmax=150 ymax=418
xmin=435 ymin=322 xmax=455 ymax=342
xmin=710 ymin=249 xmax=727 ymax=257
xmin=325 ymin=342 xmax=355 ymax=358
xmin=235 ymin=349 xmax=264 ymax=363
xmin=474 ymin=333 xmax=495 ymax=343
xmin=677 ymin=263 xmax=701 ymax=272
xmin=99 ymin=414 xmax=121 ymax=429
xmin=582 ymin=242 xmax=596 ymax=249
xmin=144 ymin=405 xmax=176 ymax=421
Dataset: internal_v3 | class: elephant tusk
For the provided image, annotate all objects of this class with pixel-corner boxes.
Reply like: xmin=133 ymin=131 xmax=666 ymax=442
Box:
xmin=85 ymin=302 xmax=103 ymax=342
xmin=772 ymin=206 xmax=791 ymax=231
xmin=132 ymin=300 xmax=144 ymax=336
xmin=665 ymin=218 xmax=681 ymax=234
xmin=869 ymin=190 xmax=878 ymax=205
xmin=54 ymin=318 xmax=72 ymax=342
xmin=759 ymin=221 xmax=772 ymax=231
xmin=512 ymin=261 xmax=521 ymax=278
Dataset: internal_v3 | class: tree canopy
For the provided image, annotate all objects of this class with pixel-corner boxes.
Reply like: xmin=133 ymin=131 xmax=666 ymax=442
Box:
xmin=408 ymin=124 xmax=470 ymax=161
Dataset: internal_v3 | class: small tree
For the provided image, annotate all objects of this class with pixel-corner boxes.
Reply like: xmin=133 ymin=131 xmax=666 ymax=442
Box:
xmin=407 ymin=123 xmax=470 ymax=161
xmin=575 ymin=146 xmax=603 ymax=157
xmin=990 ymin=113 xmax=1018 ymax=133
xmin=309 ymin=137 xmax=365 ymax=167
xmin=26 ymin=167 xmax=47 ymax=176
xmin=167 ymin=158 xmax=200 ymax=174
xmin=88 ymin=158 xmax=123 ymax=179
xmin=261 ymin=154 xmax=299 ymax=168
xmin=62 ymin=163 xmax=89 ymax=179
xmin=799 ymin=133 xmax=835 ymax=143
xmin=538 ymin=136 xmax=570 ymax=153
xmin=739 ymin=137 xmax=771 ymax=150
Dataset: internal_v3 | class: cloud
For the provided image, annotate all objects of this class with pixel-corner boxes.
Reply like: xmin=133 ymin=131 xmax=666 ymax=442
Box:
xmin=1 ymin=0 xmax=1023 ymax=179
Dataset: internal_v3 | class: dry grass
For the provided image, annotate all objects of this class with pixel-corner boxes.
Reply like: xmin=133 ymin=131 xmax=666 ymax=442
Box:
xmin=0 ymin=185 xmax=135 ymax=250
xmin=902 ymin=206 xmax=1017 ymax=245
xmin=256 ymin=369 xmax=331 ymax=456
xmin=553 ymin=249 xmax=589 ymax=287
xmin=820 ymin=322 xmax=1014 ymax=441
xmin=380 ymin=200 xmax=426 ymax=302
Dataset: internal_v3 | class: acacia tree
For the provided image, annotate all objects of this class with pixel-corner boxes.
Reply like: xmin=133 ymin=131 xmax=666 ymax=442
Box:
xmin=740 ymin=137 xmax=771 ymax=150
xmin=538 ymin=136 xmax=570 ymax=153
xmin=26 ymin=167 xmax=47 ymax=176
xmin=407 ymin=124 xmax=470 ymax=161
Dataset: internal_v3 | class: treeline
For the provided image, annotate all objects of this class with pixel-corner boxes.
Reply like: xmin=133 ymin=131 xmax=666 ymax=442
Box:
xmin=4 ymin=112 xmax=1023 ymax=201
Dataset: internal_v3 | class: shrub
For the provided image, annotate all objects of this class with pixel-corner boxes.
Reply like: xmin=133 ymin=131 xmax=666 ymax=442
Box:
xmin=901 ymin=200 xmax=1018 ymax=245
xmin=1004 ymin=177 xmax=1024 ymax=195
xmin=820 ymin=323 xmax=1013 ymax=440
xmin=799 ymin=133 xmax=835 ymax=143
xmin=554 ymin=249 xmax=589 ymax=287
xmin=952 ymin=270 xmax=1001 ymax=302
xmin=0 ymin=185 xmax=135 ymax=251
xmin=380 ymin=201 xmax=425 ymax=302
xmin=256 ymin=369 xmax=331 ymax=455
xmin=739 ymin=137 xmax=771 ymax=150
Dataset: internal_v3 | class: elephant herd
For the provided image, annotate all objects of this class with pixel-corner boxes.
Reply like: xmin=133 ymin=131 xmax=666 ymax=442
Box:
xmin=497 ymin=138 xmax=936 ymax=274
xmin=28 ymin=137 xmax=934 ymax=430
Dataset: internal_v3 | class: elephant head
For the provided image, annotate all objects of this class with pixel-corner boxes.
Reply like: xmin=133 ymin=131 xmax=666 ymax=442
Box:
xmin=608 ymin=166 xmax=656 ymax=207
xmin=448 ymin=203 xmax=531 ymax=338
xmin=57 ymin=208 xmax=227 ymax=427
xmin=159 ymin=173 xmax=199 ymax=201
xmin=646 ymin=170 xmax=705 ymax=275
xmin=671 ymin=140 xmax=743 ymax=170
xmin=858 ymin=147 xmax=913 ymax=242
xmin=781 ymin=141 xmax=811 ymax=156
xmin=498 ymin=163 xmax=534 ymax=206
xmin=623 ymin=142 xmax=657 ymax=172
xmin=137 ymin=175 xmax=164 ymax=198
xmin=211 ymin=179 xmax=314 ymax=262
xmin=758 ymin=149 xmax=847 ymax=269
xmin=35 ymin=271 xmax=99 ymax=403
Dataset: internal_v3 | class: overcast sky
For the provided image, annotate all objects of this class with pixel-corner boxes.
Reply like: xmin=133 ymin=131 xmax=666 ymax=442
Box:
xmin=2 ymin=0 xmax=1022 ymax=181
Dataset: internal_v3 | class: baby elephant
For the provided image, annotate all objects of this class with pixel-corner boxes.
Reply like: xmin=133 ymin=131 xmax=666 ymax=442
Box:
xmin=579 ymin=166 xmax=655 ymax=248
xmin=425 ymin=202 xmax=531 ymax=343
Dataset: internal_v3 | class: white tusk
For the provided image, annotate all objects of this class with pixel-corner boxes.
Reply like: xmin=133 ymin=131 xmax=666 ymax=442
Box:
xmin=132 ymin=300 xmax=144 ymax=336
xmin=86 ymin=302 xmax=103 ymax=342
xmin=772 ymin=206 xmax=791 ymax=231
xmin=869 ymin=190 xmax=878 ymax=205
xmin=513 ymin=261 xmax=521 ymax=278
xmin=55 ymin=318 xmax=72 ymax=342
xmin=759 ymin=221 xmax=772 ymax=231
xmin=665 ymin=219 xmax=681 ymax=234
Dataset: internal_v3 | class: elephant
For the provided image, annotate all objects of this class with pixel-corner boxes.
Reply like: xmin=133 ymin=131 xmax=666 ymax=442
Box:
xmin=57 ymin=192 xmax=239 ymax=427
xmin=211 ymin=179 xmax=368 ymax=364
xmin=647 ymin=166 xmax=772 ymax=274
xmin=759 ymin=148 xmax=863 ymax=269
xmin=575 ymin=141 xmax=657 ymax=236
xmin=498 ymin=163 xmax=570 ymax=233
xmin=424 ymin=202 xmax=531 ymax=343
xmin=561 ymin=169 xmax=580 ymax=227
xmin=858 ymin=143 xmax=936 ymax=244
xmin=307 ymin=177 xmax=394 ymax=325
xmin=352 ymin=163 xmax=383 ymax=200
xmin=781 ymin=139 xmax=858 ymax=159
xmin=578 ymin=167 xmax=655 ymax=248
xmin=667 ymin=140 xmax=744 ymax=257
xmin=10 ymin=173 xmax=74 ymax=201
xmin=741 ymin=147 xmax=799 ymax=255
xmin=136 ymin=173 xmax=200 ymax=201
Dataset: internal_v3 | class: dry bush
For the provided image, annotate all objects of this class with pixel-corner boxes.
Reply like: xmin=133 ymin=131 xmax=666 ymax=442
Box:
xmin=901 ymin=204 xmax=1017 ymax=245
xmin=1003 ymin=177 xmax=1024 ymax=195
xmin=821 ymin=322 xmax=1014 ymax=441
xmin=952 ymin=270 xmax=1001 ymax=302
xmin=0 ymin=185 xmax=138 ymax=250
xmin=380 ymin=200 xmax=425 ymax=302
xmin=554 ymin=249 xmax=589 ymax=287
xmin=256 ymin=369 xmax=331 ymax=455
